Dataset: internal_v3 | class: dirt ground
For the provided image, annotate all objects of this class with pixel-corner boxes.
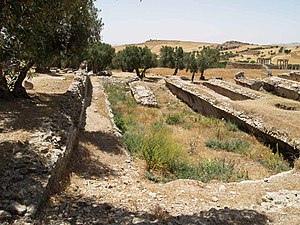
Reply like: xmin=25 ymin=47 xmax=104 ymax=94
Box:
xmin=1 ymin=71 xmax=300 ymax=224
xmin=37 ymin=75 xmax=300 ymax=225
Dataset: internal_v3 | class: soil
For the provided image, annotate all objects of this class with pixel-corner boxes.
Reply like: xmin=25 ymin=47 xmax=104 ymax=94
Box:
xmin=1 ymin=72 xmax=299 ymax=224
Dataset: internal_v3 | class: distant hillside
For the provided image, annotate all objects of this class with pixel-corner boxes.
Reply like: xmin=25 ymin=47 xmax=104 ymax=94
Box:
xmin=114 ymin=39 xmax=300 ymax=64
xmin=114 ymin=39 xmax=217 ymax=54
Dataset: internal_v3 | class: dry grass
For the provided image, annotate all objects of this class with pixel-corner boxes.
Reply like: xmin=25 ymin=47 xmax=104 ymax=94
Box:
xmin=294 ymin=158 xmax=300 ymax=171
xmin=114 ymin=40 xmax=300 ymax=64
xmin=114 ymin=39 xmax=216 ymax=54
xmin=106 ymin=78 xmax=291 ymax=180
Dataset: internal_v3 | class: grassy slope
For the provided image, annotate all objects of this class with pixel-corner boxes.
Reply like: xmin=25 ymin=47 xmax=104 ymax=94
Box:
xmin=114 ymin=40 xmax=300 ymax=64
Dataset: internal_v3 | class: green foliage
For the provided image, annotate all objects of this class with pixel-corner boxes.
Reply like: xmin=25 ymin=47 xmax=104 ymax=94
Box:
xmin=87 ymin=42 xmax=115 ymax=73
xmin=166 ymin=114 xmax=182 ymax=125
xmin=205 ymin=139 xmax=251 ymax=153
xmin=258 ymin=146 xmax=290 ymax=173
xmin=169 ymin=159 xmax=248 ymax=182
xmin=198 ymin=46 xmax=220 ymax=80
xmin=1 ymin=0 xmax=103 ymax=97
xmin=113 ymin=46 xmax=157 ymax=78
xmin=225 ymin=121 xmax=238 ymax=132
xmin=159 ymin=46 xmax=175 ymax=68
xmin=184 ymin=52 xmax=198 ymax=81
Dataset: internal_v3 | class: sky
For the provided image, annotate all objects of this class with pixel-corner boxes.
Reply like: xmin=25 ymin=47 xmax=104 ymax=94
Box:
xmin=95 ymin=0 xmax=300 ymax=46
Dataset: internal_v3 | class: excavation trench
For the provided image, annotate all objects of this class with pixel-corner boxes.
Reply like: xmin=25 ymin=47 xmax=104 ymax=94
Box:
xmin=203 ymin=83 xmax=252 ymax=101
xmin=165 ymin=78 xmax=299 ymax=164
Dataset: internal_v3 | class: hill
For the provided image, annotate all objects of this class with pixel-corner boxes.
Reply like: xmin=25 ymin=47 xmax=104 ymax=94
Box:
xmin=114 ymin=39 xmax=217 ymax=54
xmin=114 ymin=39 xmax=300 ymax=65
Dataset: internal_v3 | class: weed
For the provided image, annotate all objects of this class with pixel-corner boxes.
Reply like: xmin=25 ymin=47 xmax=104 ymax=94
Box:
xmin=259 ymin=150 xmax=290 ymax=173
xmin=169 ymin=159 xmax=248 ymax=182
xmin=225 ymin=121 xmax=238 ymax=132
xmin=205 ymin=139 xmax=251 ymax=153
xmin=166 ymin=114 xmax=182 ymax=125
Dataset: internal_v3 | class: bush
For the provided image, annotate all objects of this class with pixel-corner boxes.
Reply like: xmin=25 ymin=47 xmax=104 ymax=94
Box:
xmin=169 ymin=159 xmax=248 ymax=182
xmin=259 ymin=151 xmax=290 ymax=173
xmin=166 ymin=114 xmax=182 ymax=125
xmin=205 ymin=139 xmax=251 ymax=153
xmin=124 ymin=122 xmax=183 ymax=171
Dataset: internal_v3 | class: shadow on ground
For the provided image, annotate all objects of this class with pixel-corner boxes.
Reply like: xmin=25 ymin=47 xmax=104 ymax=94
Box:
xmin=37 ymin=195 xmax=269 ymax=225
xmin=0 ymin=93 xmax=67 ymax=132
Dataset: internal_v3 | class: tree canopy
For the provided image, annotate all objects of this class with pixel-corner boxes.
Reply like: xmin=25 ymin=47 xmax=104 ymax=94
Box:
xmin=113 ymin=46 xmax=157 ymax=79
xmin=87 ymin=42 xmax=115 ymax=73
xmin=0 ymin=0 xmax=103 ymax=98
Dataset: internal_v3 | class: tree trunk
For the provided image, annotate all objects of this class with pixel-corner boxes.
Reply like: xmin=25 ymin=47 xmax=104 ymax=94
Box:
xmin=200 ymin=70 xmax=205 ymax=80
xmin=173 ymin=67 xmax=178 ymax=76
xmin=191 ymin=72 xmax=195 ymax=82
xmin=135 ymin=68 xmax=141 ymax=78
xmin=13 ymin=61 xmax=34 ymax=98
xmin=0 ymin=65 xmax=11 ymax=100
xmin=141 ymin=68 xmax=147 ymax=79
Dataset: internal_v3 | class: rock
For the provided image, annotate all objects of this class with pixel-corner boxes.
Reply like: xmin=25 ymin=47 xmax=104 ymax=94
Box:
xmin=211 ymin=197 xmax=219 ymax=202
xmin=0 ymin=210 xmax=12 ymax=219
xmin=132 ymin=217 xmax=146 ymax=224
xmin=129 ymin=82 xmax=158 ymax=107
xmin=7 ymin=201 xmax=27 ymax=215
xmin=218 ymin=185 xmax=226 ymax=192
xmin=24 ymin=80 xmax=34 ymax=90
xmin=98 ymin=70 xmax=112 ymax=77
xmin=235 ymin=71 xmax=245 ymax=79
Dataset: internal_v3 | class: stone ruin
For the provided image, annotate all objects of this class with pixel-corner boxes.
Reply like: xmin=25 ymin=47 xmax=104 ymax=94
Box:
xmin=234 ymin=72 xmax=300 ymax=101
xmin=234 ymin=72 xmax=263 ymax=91
xmin=262 ymin=77 xmax=300 ymax=101
xmin=278 ymin=71 xmax=300 ymax=82
xmin=165 ymin=77 xmax=300 ymax=162
xmin=129 ymin=81 xmax=158 ymax=107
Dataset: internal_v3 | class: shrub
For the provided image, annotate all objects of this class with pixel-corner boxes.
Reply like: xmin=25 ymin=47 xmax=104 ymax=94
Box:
xmin=205 ymin=139 xmax=251 ymax=153
xmin=259 ymin=151 xmax=290 ymax=173
xmin=169 ymin=159 xmax=248 ymax=182
xmin=225 ymin=121 xmax=238 ymax=132
xmin=166 ymin=114 xmax=182 ymax=125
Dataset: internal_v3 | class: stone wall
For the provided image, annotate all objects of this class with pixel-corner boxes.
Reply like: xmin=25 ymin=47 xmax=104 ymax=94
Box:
xmin=165 ymin=77 xmax=299 ymax=162
xmin=226 ymin=62 xmax=278 ymax=70
xmin=36 ymin=70 xmax=92 ymax=216
xmin=262 ymin=77 xmax=300 ymax=101
xmin=278 ymin=71 xmax=300 ymax=82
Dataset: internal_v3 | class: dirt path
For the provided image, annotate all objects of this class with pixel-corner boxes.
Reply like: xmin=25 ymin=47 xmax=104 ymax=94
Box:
xmin=38 ymin=76 xmax=300 ymax=225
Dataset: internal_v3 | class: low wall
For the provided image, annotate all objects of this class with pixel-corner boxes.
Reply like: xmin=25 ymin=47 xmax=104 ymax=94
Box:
xmin=226 ymin=62 xmax=278 ymax=70
xmin=262 ymin=77 xmax=300 ymax=101
xmin=165 ymin=78 xmax=299 ymax=163
xmin=35 ymin=70 xmax=91 ymax=216
xmin=278 ymin=72 xmax=300 ymax=82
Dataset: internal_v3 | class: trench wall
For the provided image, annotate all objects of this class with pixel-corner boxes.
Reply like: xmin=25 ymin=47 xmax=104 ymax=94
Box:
xmin=165 ymin=79 xmax=299 ymax=163
xmin=35 ymin=71 xmax=92 ymax=216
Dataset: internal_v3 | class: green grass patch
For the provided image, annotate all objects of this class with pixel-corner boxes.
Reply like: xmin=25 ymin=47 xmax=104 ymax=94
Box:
xmin=205 ymin=138 xmax=251 ymax=153
xmin=258 ymin=149 xmax=290 ymax=173
xmin=166 ymin=113 xmax=182 ymax=125
xmin=169 ymin=159 xmax=248 ymax=183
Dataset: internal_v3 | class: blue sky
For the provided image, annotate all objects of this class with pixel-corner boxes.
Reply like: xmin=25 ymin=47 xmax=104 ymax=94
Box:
xmin=95 ymin=0 xmax=300 ymax=45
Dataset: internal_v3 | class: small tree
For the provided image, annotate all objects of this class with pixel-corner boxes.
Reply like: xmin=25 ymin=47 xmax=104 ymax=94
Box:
xmin=173 ymin=46 xmax=185 ymax=75
xmin=184 ymin=52 xmax=198 ymax=82
xmin=159 ymin=46 xmax=175 ymax=68
xmin=197 ymin=47 xmax=220 ymax=80
xmin=113 ymin=46 xmax=157 ymax=79
xmin=87 ymin=42 xmax=115 ymax=73
xmin=140 ymin=47 xmax=157 ymax=78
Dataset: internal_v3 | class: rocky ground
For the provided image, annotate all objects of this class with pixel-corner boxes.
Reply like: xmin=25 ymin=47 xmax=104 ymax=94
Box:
xmin=0 ymin=73 xmax=299 ymax=225
xmin=37 ymin=76 xmax=300 ymax=225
